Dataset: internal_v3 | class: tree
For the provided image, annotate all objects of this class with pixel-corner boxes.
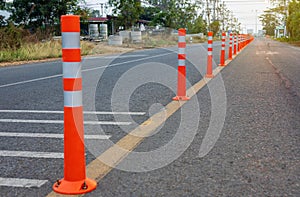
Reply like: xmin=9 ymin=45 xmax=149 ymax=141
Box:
xmin=147 ymin=0 xmax=199 ymax=29
xmin=210 ymin=20 xmax=220 ymax=36
xmin=0 ymin=15 xmax=5 ymax=27
xmin=270 ymin=0 xmax=290 ymax=36
xmin=187 ymin=15 xmax=206 ymax=34
xmin=259 ymin=10 xmax=280 ymax=36
xmin=108 ymin=0 xmax=143 ymax=30
xmin=218 ymin=2 xmax=230 ymax=31
xmin=8 ymin=0 xmax=85 ymax=30
xmin=139 ymin=6 xmax=161 ymax=26
xmin=0 ymin=0 xmax=6 ymax=26
xmin=73 ymin=4 xmax=90 ymax=22
xmin=0 ymin=0 xmax=4 ymax=9
xmin=287 ymin=0 xmax=300 ymax=40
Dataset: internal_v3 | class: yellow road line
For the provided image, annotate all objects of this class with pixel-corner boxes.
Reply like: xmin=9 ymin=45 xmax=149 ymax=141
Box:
xmin=47 ymin=44 xmax=250 ymax=197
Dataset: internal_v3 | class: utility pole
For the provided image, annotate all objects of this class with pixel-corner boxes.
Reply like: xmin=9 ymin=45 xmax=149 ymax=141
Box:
xmin=255 ymin=9 xmax=258 ymax=34
xmin=230 ymin=12 xmax=234 ymax=31
xmin=206 ymin=0 xmax=211 ymax=31
xmin=212 ymin=0 xmax=216 ymax=21
xmin=100 ymin=3 xmax=104 ymax=17
xmin=221 ymin=2 xmax=225 ymax=31
xmin=284 ymin=0 xmax=290 ymax=37
xmin=216 ymin=0 xmax=220 ymax=21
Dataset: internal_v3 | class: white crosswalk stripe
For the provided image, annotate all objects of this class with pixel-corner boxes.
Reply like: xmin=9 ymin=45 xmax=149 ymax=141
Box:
xmin=0 ymin=109 xmax=146 ymax=189
xmin=0 ymin=150 xmax=64 ymax=159
xmin=0 ymin=132 xmax=111 ymax=139
xmin=0 ymin=110 xmax=145 ymax=115
xmin=0 ymin=177 xmax=48 ymax=188
xmin=0 ymin=119 xmax=131 ymax=125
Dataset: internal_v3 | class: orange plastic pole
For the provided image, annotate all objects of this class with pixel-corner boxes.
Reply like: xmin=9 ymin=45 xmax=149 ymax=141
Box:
xmin=240 ymin=34 xmax=244 ymax=49
xmin=219 ymin=32 xmax=226 ymax=66
xmin=53 ymin=15 xmax=97 ymax=195
xmin=233 ymin=33 xmax=237 ymax=55
xmin=205 ymin=31 xmax=214 ymax=78
xmin=228 ymin=32 xmax=233 ymax=60
xmin=173 ymin=28 xmax=190 ymax=101
xmin=237 ymin=34 xmax=241 ymax=52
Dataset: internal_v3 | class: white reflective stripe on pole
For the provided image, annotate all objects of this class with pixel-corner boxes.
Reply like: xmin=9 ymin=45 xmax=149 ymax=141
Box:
xmin=64 ymin=91 xmax=83 ymax=107
xmin=178 ymin=60 xmax=185 ymax=66
xmin=62 ymin=32 xmax=81 ymax=49
xmin=178 ymin=36 xmax=185 ymax=43
xmin=63 ymin=62 xmax=82 ymax=78
xmin=178 ymin=48 xmax=185 ymax=55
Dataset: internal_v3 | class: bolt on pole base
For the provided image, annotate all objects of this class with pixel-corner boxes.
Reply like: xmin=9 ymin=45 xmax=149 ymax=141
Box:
xmin=172 ymin=96 xmax=190 ymax=101
xmin=53 ymin=178 xmax=97 ymax=195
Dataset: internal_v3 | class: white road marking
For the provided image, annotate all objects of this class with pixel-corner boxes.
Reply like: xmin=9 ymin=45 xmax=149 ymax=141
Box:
xmin=0 ymin=177 xmax=48 ymax=188
xmin=0 ymin=119 xmax=131 ymax=125
xmin=0 ymin=110 xmax=145 ymax=116
xmin=84 ymin=54 xmax=148 ymax=59
xmin=83 ymin=52 xmax=174 ymax=72
xmin=84 ymin=111 xmax=145 ymax=115
xmin=0 ymin=52 xmax=174 ymax=88
xmin=0 ymin=132 xmax=111 ymax=140
xmin=266 ymin=51 xmax=279 ymax=55
xmin=256 ymin=50 xmax=279 ymax=55
xmin=256 ymin=51 xmax=266 ymax=54
xmin=0 ymin=150 xmax=63 ymax=158
xmin=0 ymin=74 xmax=62 ymax=88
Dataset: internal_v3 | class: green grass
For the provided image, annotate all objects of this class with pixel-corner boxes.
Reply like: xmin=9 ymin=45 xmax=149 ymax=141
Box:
xmin=0 ymin=40 xmax=95 ymax=63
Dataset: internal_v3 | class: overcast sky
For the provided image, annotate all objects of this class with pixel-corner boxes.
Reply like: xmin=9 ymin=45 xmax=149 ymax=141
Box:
xmin=223 ymin=0 xmax=273 ymax=33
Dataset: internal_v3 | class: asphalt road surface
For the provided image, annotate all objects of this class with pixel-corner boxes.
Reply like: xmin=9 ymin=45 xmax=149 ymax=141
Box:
xmin=0 ymin=38 xmax=299 ymax=196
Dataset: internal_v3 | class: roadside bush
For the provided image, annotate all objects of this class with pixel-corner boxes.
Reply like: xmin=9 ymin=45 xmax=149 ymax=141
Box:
xmin=0 ymin=41 xmax=61 ymax=62
xmin=276 ymin=37 xmax=290 ymax=42
xmin=0 ymin=40 xmax=97 ymax=63
xmin=0 ymin=23 xmax=32 ymax=50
